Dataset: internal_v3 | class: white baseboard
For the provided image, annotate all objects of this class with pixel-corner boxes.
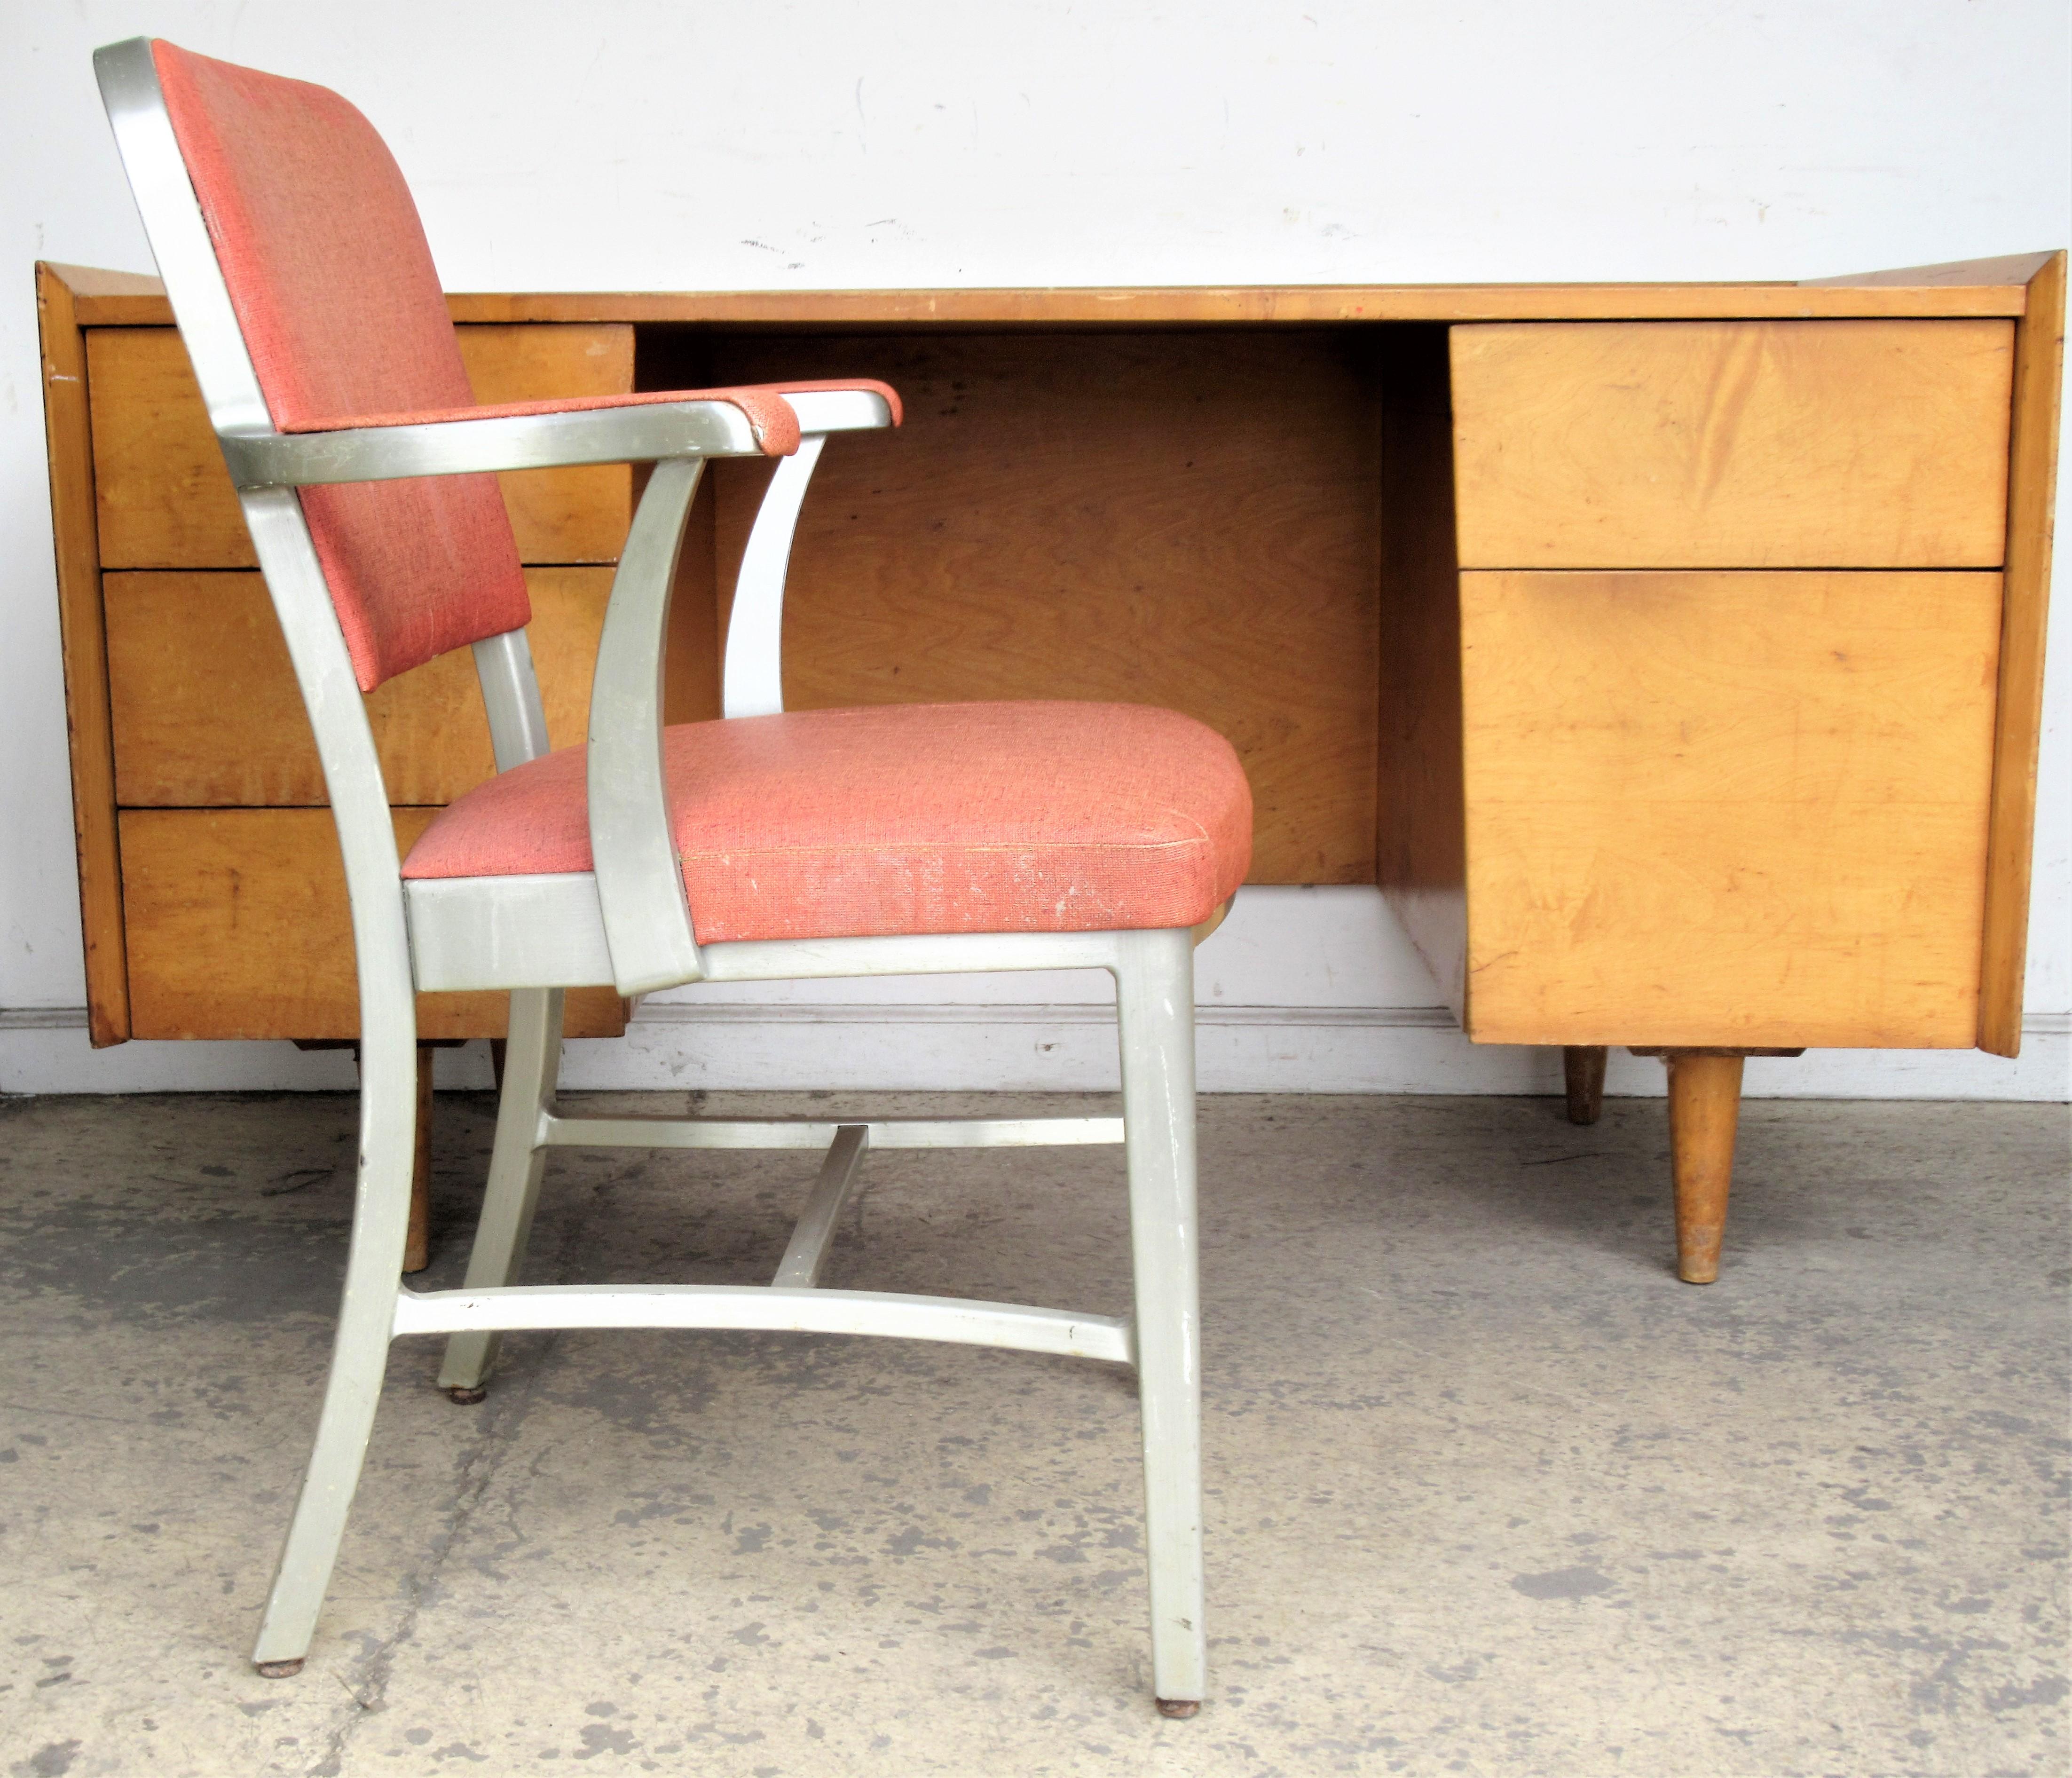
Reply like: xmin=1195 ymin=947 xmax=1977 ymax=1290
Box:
xmin=3 ymin=1003 xmax=2066 ymax=1099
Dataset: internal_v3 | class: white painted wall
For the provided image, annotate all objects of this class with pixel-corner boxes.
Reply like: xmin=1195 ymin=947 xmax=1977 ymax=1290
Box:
xmin=3 ymin=0 xmax=2067 ymax=1098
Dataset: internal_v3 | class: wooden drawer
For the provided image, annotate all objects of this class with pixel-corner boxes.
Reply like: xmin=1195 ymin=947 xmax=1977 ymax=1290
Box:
xmin=1450 ymin=320 xmax=2015 ymax=569
xmin=120 ymin=807 xmax=628 ymax=1040
xmin=1459 ymin=570 xmax=2001 ymax=1047
xmin=87 ymin=323 xmax=635 ymax=568
xmin=105 ymin=567 xmax=613 ymax=806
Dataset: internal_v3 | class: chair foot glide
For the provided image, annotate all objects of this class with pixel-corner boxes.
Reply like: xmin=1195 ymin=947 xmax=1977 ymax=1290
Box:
xmin=446 ymin=1384 xmax=488 ymax=1405
xmin=1156 ymin=1699 xmax=1201 ymax=1719
xmin=254 ymin=1659 xmax=304 ymax=1680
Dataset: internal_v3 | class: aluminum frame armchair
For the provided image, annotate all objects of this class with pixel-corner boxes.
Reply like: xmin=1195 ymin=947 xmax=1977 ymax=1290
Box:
xmin=96 ymin=37 xmax=1252 ymax=1716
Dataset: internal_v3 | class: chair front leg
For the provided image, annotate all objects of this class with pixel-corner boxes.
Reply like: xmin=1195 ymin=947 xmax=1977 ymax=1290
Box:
xmin=1113 ymin=927 xmax=1207 ymax=1715
xmin=439 ymin=988 xmax=564 ymax=1400
xmin=251 ymin=1003 xmax=418 ymax=1674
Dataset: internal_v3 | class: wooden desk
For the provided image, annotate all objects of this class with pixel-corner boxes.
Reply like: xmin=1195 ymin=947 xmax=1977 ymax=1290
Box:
xmin=38 ymin=254 xmax=2063 ymax=1279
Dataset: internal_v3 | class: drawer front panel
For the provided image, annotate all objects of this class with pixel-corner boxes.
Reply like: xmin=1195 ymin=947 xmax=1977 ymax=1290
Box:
xmin=106 ymin=567 xmax=612 ymax=806
xmin=461 ymin=324 xmax=636 ymax=561
xmin=88 ymin=324 xmax=634 ymax=568
xmin=120 ymin=807 xmax=626 ymax=1040
xmin=1461 ymin=570 xmax=2001 ymax=1047
xmin=1451 ymin=320 xmax=2014 ymax=569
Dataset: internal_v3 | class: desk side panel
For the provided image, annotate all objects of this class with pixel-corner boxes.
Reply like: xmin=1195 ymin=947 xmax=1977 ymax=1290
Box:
xmin=1802 ymin=253 xmax=2057 ymax=289
xmin=1978 ymin=251 xmax=2066 ymax=1054
xmin=38 ymin=265 xmax=130 ymax=1044
xmin=1375 ymin=326 xmax=1468 ymax=1019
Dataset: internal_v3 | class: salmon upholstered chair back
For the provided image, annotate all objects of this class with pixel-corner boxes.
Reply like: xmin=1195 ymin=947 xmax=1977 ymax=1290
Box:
xmin=150 ymin=41 xmax=529 ymax=690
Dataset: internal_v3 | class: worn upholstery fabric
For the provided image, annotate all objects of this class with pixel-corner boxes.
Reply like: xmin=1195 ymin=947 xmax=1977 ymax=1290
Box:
xmin=153 ymin=40 xmax=531 ymax=691
xmin=402 ymin=702 xmax=1253 ymax=941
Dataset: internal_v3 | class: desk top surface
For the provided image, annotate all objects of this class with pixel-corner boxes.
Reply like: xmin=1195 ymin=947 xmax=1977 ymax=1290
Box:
xmin=43 ymin=253 xmax=2058 ymax=328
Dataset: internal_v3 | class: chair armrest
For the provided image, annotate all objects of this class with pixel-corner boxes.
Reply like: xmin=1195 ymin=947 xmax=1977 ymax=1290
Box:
xmin=581 ymin=379 xmax=901 ymax=990
xmin=772 ymin=383 xmax=904 ymax=432
xmin=719 ymin=383 xmax=906 ymax=717
xmin=220 ymin=394 xmax=777 ymax=489
xmin=215 ymin=381 xmax=898 ymax=490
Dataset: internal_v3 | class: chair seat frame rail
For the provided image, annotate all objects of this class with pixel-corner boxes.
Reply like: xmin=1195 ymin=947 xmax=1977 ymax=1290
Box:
xmin=96 ymin=35 xmax=1212 ymax=1714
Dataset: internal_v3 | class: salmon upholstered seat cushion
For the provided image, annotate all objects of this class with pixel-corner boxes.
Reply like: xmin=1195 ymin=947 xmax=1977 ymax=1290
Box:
xmin=402 ymin=702 xmax=1253 ymax=942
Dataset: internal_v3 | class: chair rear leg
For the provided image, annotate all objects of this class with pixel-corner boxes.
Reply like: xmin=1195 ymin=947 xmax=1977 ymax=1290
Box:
xmin=1114 ymin=928 xmax=1207 ymax=1715
xmin=251 ymin=1015 xmax=418 ymax=1674
xmin=439 ymin=988 xmax=564 ymax=1400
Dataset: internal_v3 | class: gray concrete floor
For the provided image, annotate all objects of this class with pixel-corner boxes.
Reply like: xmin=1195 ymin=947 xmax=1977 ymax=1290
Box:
xmin=0 ymin=1091 xmax=2065 ymax=1778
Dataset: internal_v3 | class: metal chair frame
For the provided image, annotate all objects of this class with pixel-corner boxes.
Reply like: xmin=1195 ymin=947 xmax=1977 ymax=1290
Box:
xmin=98 ymin=37 xmax=1210 ymax=1714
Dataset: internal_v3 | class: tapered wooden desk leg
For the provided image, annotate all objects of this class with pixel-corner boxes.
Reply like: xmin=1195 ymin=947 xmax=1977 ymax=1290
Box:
xmin=404 ymin=1043 xmax=433 ymax=1275
xmin=1664 ymin=1052 xmax=1743 ymax=1284
xmin=1563 ymin=1046 xmax=1607 ymax=1125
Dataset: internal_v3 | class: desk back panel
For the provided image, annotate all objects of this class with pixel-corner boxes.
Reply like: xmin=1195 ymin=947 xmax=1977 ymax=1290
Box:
xmin=683 ymin=331 xmax=1385 ymax=886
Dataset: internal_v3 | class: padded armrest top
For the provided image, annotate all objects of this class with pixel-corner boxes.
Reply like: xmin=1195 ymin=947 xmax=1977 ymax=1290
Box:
xmin=284 ymin=379 xmax=903 ymax=458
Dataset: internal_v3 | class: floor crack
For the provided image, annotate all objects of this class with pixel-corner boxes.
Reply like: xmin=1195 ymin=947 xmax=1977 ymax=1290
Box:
xmin=292 ymin=1339 xmax=558 ymax=1778
xmin=285 ymin=1165 xmax=594 ymax=1778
